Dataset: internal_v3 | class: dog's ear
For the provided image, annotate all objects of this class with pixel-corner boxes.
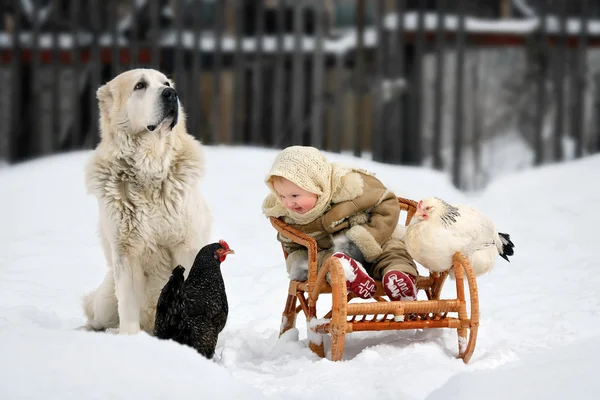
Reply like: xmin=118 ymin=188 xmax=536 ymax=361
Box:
xmin=96 ymin=83 xmax=112 ymax=115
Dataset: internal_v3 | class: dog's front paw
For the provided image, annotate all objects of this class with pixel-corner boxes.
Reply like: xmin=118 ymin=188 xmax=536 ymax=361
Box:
xmin=75 ymin=323 xmax=96 ymax=331
xmin=76 ymin=322 xmax=109 ymax=332
xmin=118 ymin=322 xmax=141 ymax=335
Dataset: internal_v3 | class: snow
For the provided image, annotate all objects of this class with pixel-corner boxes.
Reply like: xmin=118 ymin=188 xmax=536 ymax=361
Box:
xmin=307 ymin=318 xmax=328 ymax=346
xmin=427 ymin=337 xmax=600 ymax=400
xmin=1 ymin=145 xmax=599 ymax=399
xmin=331 ymin=253 xmax=357 ymax=282
xmin=4 ymin=12 xmax=600 ymax=54
xmin=384 ymin=12 xmax=600 ymax=35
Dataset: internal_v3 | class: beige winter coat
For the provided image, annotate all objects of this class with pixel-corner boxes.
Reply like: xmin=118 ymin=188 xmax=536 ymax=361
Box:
xmin=264 ymin=171 xmax=418 ymax=280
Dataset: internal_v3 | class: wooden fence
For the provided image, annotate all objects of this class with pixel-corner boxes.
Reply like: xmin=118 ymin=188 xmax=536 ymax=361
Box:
xmin=1 ymin=0 xmax=599 ymax=189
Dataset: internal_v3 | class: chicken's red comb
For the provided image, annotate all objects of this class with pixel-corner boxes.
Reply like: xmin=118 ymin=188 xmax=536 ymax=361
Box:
xmin=219 ymin=239 xmax=230 ymax=250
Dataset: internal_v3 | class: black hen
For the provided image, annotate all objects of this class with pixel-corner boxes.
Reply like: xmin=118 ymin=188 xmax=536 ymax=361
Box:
xmin=154 ymin=240 xmax=234 ymax=359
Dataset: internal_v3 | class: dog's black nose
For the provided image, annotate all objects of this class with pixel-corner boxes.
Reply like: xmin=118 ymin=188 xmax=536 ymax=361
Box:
xmin=162 ymin=87 xmax=178 ymax=100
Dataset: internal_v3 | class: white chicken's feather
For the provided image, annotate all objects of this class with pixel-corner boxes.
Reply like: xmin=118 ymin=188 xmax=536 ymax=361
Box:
xmin=404 ymin=198 xmax=508 ymax=276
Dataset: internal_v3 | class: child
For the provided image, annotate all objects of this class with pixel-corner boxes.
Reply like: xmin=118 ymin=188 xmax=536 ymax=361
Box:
xmin=262 ymin=146 xmax=418 ymax=301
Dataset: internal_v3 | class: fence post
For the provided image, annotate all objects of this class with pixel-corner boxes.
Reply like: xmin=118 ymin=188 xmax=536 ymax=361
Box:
xmin=499 ymin=0 xmax=512 ymax=18
xmin=87 ymin=0 xmax=102 ymax=149
xmin=8 ymin=2 xmax=22 ymax=162
xmin=471 ymin=52 xmax=483 ymax=190
xmin=553 ymin=1 xmax=568 ymax=162
xmin=291 ymin=2 xmax=306 ymax=145
xmin=51 ymin=0 xmax=61 ymax=151
xmin=354 ymin=0 xmax=366 ymax=157
xmin=174 ymin=0 xmax=186 ymax=108
xmin=572 ymin=0 xmax=589 ymax=158
xmin=110 ymin=0 xmax=120 ymax=77
xmin=70 ymin=0 xmax=81 ymax=150
xmin=310 ymin=0 xmax=325 ymax=149
xmin=372 ymin=0 xmax=386 ymax=162
xmin=232 ymin=1 xmax=246 ymax=144
xmin=190 ymin=0 xmax=205 ymax=141
xmin=251 ymin=0 xmax=265 ymax=145
xmin=271 ymin=0 xmax=286 ymax=148
xmin=150 ymin=0 xmax=160 ymax=69
xmin=31 ymin=0 xmax=45 ymax=155
xmin=389 ymin=0 xmax=406 ymax=164
xmin=331 ymin=54 xmax=345 ymax=153
xmin=406 ymin=0 xmax=425 ymax=165
xmin=452 ymin=0 xmax=466 ymax=189
xmin=129 ymin=0 xmax=139 ymax=69
xmin=211 ymin=0 xmax=225 ymax=145
xmin=534 ymin=0 xmax=548 ymax=166
xmin=432 ymin=0 xmax=446 ymax=170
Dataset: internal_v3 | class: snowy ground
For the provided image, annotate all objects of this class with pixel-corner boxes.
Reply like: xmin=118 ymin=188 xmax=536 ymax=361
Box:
xmin=0 ymin=146 xmax=598 ymax=399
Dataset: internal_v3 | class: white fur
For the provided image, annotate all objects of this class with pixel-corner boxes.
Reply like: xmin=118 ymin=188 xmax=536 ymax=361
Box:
xmin=80 ymin=69 xmax=212 ymax=335
xmin=286 ymin=249 xmax=309 ymax=281
xmin=332 ymin=256 xmax=358 ymax=283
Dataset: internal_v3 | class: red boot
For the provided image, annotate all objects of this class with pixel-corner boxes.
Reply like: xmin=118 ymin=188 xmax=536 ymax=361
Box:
xmin=383 ymin=270 xmax=417 ymax=301
xmin=331 ymin=252 xmax=376 ymax=299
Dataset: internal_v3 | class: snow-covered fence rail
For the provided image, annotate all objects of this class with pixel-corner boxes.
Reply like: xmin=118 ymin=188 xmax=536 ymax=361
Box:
xmin=1 ymin=0 xmax=600 ymax=190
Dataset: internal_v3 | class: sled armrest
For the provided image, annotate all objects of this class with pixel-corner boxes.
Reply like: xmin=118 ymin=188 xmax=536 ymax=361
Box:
xmin=269 ymin=217 xmax=319 ymax=288
xmin=398 ymin=197 xmax=418 ymax=226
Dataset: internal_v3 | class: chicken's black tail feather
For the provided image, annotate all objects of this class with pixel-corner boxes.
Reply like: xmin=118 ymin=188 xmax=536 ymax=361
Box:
xmin=154 ymin=265 xmax=186 ymax=339
xmin=498 ymin=232 xmax=514 ymax=262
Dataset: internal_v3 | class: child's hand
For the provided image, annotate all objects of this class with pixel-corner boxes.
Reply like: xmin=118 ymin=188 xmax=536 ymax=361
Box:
xmin=332 ymin=235 xmax=365 ymax=264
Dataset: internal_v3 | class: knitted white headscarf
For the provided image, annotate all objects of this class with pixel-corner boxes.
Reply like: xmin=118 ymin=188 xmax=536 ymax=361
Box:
xmin=263 ymin=146 xmax=367 ymax=225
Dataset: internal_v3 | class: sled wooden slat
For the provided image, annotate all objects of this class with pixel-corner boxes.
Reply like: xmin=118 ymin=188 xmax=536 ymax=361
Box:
xmin=344 ymin=299 xmax=461 ymax=315
xmin=312 ymin=318 xmax=464 ymax=334
xmin=270 ymin=197 xmax=480 ymax=363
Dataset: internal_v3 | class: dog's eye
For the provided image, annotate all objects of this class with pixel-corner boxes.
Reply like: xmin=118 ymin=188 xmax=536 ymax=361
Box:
xmin=134 ymin=81 xmax=146 ymax=90
xmin=164 ymin=82 xmax=171 ymax=87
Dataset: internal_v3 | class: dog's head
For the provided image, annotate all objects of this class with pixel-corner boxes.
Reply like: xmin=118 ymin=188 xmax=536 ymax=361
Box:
xmin=97 ymin=68 xmax=180 ymax=137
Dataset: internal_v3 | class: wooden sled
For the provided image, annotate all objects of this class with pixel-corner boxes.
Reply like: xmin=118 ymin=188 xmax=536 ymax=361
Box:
xmin=269 ymin=197 xmax=480 ymax=363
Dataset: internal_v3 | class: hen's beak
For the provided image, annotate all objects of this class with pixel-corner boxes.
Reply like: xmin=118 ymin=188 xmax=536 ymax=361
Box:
xmin=414 ymin=211 xmax=426 ymax=219
xmin=225 ymin=248 xmax=235 ymax=255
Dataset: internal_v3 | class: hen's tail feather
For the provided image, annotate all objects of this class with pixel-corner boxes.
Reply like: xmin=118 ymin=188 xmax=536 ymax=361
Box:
xmin=498 ymin=232 xmax=514 ymax=262
xmin=154 ymin=265 xmax=187 ymax=339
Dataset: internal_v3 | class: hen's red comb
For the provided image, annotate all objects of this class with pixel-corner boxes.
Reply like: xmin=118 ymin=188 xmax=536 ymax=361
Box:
xmin=219 ymin=239 xmax=230 ymax=250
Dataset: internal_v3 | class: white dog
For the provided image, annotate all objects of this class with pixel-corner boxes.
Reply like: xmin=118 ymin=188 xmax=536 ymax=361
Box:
xmin=81 ymin=68 xmax=212 ymax=335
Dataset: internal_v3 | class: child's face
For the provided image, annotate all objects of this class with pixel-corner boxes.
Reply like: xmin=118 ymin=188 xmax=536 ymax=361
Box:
xmin=272 ymin=177 xmax=318 ymax=214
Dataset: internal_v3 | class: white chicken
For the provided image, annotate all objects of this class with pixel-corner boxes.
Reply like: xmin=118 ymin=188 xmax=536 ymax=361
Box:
xmin=404 ymin=197 xmax=514 ymax=277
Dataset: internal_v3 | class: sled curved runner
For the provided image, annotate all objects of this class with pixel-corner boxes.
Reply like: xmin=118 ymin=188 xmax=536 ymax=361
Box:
xmin=269 ymin=197 xmax=480 ymax=363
